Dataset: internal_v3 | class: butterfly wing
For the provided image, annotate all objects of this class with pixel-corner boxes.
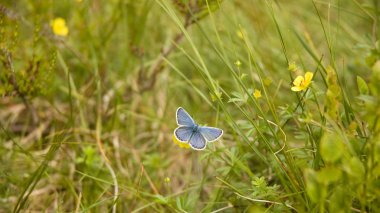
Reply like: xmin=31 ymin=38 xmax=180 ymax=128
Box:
xmin=174 ymin=126 xmax=193 ymax=142
xmin=176 ymin=107 xmax=196 ymax=126
xmin=175 ymin=107 xmax=222 ymax=150
xmin=199 ymin=127 xmax=223 ymax=142
xmin=189 ymin=131 xmax=207 ymax=150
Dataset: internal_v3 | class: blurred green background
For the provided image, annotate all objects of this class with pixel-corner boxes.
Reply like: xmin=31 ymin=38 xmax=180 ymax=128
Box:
xmin=1 ymin=0 xmax=380 ymax=212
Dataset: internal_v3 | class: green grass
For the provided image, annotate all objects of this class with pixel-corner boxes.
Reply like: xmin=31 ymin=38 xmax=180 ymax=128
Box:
xmin=1 ymin=0 xmax=380 ymax=212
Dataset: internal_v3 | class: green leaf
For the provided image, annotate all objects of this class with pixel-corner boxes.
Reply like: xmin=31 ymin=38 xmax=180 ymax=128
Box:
xmin=357 ymin=76 xmax=369 ymax=95
xmin=251 ymin=177 xmax=267 ymax=188
xmin=365 ymin=54 xmax=377 ymax=67
xmin=154 ymin=194 xmax=169 ymax=204
xmin=316 ymin=166 xmax=342 ymax=185
xmin=228 ymin=91 xmax=248 ymax=103
xmin=304 ymin=169 xmax=322 ymax=203
xmin=320 ymin=132 xmax=344 ymax=163
xmin=329 ymin=187 xmax=350 ymax=213
xmin=344 ymin=157 xmax=365 ymax=179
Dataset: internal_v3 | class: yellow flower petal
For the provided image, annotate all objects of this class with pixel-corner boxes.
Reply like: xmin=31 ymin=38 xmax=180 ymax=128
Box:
xmin=253 ymin=89 xmax=262 ymax=99
xmin=291 ymin=86 xmax=303 ymax=91
xmin=51 ymin=18 xmax=69 ymax=37
xmin=292 ymin=76 xmax=304 ymax=87
xmin=172 ymin=134 xmax=190 ymax=149
xmin=304 ymin=72 xmax=314 ymax=84
xmin=291 ymin=72 xmax=314 ymax=92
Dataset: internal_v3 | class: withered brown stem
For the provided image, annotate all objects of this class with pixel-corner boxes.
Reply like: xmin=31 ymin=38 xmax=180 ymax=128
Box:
xmin=1 ymin=49 xmax=39 ymax=124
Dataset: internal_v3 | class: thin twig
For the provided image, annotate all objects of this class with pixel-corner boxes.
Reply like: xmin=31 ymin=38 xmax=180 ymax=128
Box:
xmin=75 ymin=192 xmax=82 ymax=213
xmin=234 ymin=192 xmax=298 ymax=212
xmin=210 ymin=203 xmax=234 ymax=213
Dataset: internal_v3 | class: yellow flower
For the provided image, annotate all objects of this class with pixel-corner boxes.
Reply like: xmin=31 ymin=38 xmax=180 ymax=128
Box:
xmin=237 ymin=31 xmax=243 ymax=39
xmin=234 ymin=60 xmax=242 ymax=67
xmin=51 ymin=18 xmax=69 ymax=37
xmin=164 ymin=177 xmax=171 ymax=183
xmin=253 ymin=89 xmax=262 ymax=99
xmin=172 ymin=134 xmax=190 ymax=149
xmin=291 ymin=72 xmax=313 ymax=92
xmin=288 ymin=62 xmax=298 ymax=72
xmin=236 ymin=28 xmax=247 ymax=40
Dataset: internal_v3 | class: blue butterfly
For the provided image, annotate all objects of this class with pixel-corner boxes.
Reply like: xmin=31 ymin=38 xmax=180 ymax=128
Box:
xmin=174 ymin=107 xmax=223 ymax=150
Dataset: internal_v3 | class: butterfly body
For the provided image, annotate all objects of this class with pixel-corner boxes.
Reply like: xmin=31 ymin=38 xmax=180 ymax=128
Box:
xmin=174 ymin=107 xmax=223 ymax=150
xmin=191 ymin=124 xmax=199 ymax=132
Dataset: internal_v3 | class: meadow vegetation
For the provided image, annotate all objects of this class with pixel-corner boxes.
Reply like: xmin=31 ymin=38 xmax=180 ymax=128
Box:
xmin=1 ymin=0 xmax=380 ymax=212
